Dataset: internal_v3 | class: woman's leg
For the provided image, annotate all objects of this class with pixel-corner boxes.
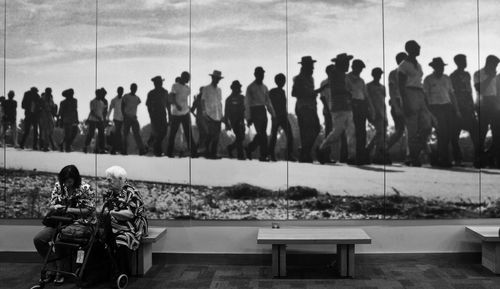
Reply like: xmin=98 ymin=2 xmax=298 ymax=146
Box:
xmin=33 ymin=227 xmax=57 ymax=272
xmin=115 ymin=245 xmax=131 ymax=276
xmin=33 ymin=227 xmax=56 ymax=260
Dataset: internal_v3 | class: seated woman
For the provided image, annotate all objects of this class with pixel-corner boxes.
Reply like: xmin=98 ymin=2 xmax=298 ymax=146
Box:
xmin=102 ymin=165 xmax=148 ymax=275
xmin=33 ymin=164 xmax=95 ymax=286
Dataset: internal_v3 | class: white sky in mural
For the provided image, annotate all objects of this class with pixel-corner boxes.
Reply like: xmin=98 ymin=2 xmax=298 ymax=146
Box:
xmin=1 ymin=0 xmax=499 ymax=127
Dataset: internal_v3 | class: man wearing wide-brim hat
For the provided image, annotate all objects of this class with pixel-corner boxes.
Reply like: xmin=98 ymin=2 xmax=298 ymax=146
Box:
xmin=19 ymin=86 xmax=41 ymax=150
xmin=423 ymin=56 xmax=461 ymax=167
xmin=209 ymin=70 xmax=224 ymax=80
xmin=292 ymin=56 xmax=325 ymax=163
xmin=146 ymin=75 xmax=169 ymax=156
xmin=201 ymin=70 xmax=224 ymax=159
xmin=316 ymin=53 xmax=357 ymax=164
xmin=225 ymin=80 xmax=246 ymax=160
xmin=58 ymin=88 xmax=79 ymax=152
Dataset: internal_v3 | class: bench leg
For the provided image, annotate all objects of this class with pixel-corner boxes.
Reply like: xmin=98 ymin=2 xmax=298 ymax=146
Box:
xmin=347 ymin=244 xmax=355 ymax=277
xmin=337 ymin=244 xmax=355 ymax=278
xmin=337 ymin=244 xmax=347 ymax=277
xmin=272 ymin=244 xmax=287 ymax=277
xmin=482 ymin=242 xmax=500 ymax=274
xmin=133 ymin=242 xmax=153 ymax=276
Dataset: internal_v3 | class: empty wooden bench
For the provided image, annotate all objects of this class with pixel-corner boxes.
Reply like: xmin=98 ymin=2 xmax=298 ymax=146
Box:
xmin=257 ymin=228 xmax=371 ymax=278
xmin=131 ymin=227 xmax=167 ymax=276
xmin=465 ymin=226 xmax=500 ymax=274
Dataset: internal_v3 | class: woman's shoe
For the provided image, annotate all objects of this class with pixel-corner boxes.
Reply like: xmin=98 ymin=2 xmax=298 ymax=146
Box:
xmin=54 ymin=274 xmax=65 ymax=286
xmin=42 ymin=272 xmax=55 ymax=283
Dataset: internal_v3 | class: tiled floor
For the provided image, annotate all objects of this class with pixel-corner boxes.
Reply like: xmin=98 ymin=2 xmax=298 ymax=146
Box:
xmin=2 ymin=258 xmax=500 ymax=289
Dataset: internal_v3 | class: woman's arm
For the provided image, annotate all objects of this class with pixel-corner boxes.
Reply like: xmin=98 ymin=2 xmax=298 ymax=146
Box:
xmin=66 ymin=207 xmax=91 ymax=215
xmin=48 ymin=183 xmax=63 ymax=210
xmin=110 ymin=209 xmax=133 ymax=221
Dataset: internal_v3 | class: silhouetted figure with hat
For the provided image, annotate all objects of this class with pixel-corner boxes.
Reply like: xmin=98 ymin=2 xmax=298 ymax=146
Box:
xmin=3 ymin=90 xmax=18 ymax=147
xmin=474 ymin=54 xmax=500 ymax=168
xmin=224 ymin=80 xmax=246 ymax=160
xmin=424 ymin=57 xmax=461 ymax=167
xmin=316 ymin=53 xmax=356 ymax=164
xmin=58 ymin=89 xmax=79 ymax=152
xmin=84 ymin=88 xmax=107 ymax=153
xmin=386 ymin=52 xmax=408 ymax=157
xmin=120 ymin=83 xmax=147 ymax=155
xmin=398 ymin=40 xmax=433 ymax=166
xmin=292 ymin=56 xmax=324 ymax=163
xmin=167 ymin=71 xmax=197 ymax=158
xmin=201 ymin=70 xmax=224 ymax=159
xmin=38 ymin=87 xmax=57 ymax=152
xmin=19 ymin=87 xmax=41 ymax=150
xmin=346 ymin=59 xmax=374 ymax=165
xmin=245 ymin=66 xmax=276 ymax=161
xmin=107 ymin=86 xmax=124 ymax=155
xmin=450 ymin=54 xmax=480 ymax=167
xmin=366 ymin=67 xmax=390 ymax=164
xmin=146 ymin=76 xmax=169 ymax=156
xmin=269 ymin=73 xmax=295 ymax=162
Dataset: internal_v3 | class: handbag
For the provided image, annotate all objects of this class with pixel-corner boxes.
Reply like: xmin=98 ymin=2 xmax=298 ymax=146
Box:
xmin=59 ymin=222 xmax=93 ymax=244
xmin=42 ymin=209 xmax=65 ymax=228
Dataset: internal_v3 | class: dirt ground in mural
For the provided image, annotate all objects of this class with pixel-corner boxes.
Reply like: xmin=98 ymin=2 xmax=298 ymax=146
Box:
xmin=2 ymin=169 xmax=497 ymax=220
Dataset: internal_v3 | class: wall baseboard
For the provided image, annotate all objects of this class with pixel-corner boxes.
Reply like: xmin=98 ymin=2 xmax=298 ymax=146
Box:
xmin=0 ymin=252 xmax=481 ymax=266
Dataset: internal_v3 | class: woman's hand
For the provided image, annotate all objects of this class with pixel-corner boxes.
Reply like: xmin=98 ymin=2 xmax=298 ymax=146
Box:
xmin=53 ymin=204 xmax=65 ymax=211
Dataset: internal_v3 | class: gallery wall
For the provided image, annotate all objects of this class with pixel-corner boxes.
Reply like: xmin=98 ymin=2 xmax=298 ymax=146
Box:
xmin=1 ymin=0 xmax=499 ymax=221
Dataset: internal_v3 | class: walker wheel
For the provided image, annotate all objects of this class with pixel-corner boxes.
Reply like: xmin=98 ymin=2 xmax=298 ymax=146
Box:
xmin=116 ymin=273 xmax=128 ymax=289
xmin=75 ymin=267 xmax=84 ymax=288
xmin=29 ymin=283 xmax=45 ymax=289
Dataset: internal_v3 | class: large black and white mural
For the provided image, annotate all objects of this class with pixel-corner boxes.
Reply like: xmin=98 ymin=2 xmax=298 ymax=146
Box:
xmin=1 ymin=0 xmax=499 ymax=220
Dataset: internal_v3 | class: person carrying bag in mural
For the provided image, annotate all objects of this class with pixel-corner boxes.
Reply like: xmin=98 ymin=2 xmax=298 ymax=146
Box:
xmin=84 ymin=88 xmax=107 ymax=154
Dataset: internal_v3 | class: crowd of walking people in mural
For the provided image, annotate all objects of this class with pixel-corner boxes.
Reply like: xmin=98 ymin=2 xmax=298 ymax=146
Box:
xmin=0 ymin=40 xmax=499 ymax=168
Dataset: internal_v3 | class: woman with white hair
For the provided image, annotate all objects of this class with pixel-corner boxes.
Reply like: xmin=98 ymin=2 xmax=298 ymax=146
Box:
xmin=103 ymin=165 xmax=148 ymax=275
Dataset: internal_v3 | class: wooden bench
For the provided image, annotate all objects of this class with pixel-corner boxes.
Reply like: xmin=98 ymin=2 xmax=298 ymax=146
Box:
xmin=257 ymin=228 xmax=371 ymax=278
xmin=130 ymin=227 xmax=167 ymax=276
xmin=465 ymin=226 xmax=500 ymax=274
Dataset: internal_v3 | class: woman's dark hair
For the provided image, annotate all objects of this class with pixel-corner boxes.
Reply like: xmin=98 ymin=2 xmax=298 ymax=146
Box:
xmin=58 ymin=165 xmax=82 ymax=189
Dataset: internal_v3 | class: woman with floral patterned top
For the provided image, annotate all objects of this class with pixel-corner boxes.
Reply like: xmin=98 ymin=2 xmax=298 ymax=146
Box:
xmin=102 ymin=165 xmax=148 ymax=275
xmin=33 ymin=165 xmax=95 ymax=286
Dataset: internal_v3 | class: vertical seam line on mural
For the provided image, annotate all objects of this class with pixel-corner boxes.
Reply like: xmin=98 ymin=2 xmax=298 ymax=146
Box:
xmin=95 ymin=0 xmax=99 ymax=197
xmin=477 ymin=0 xmax=481 ymax=216
xmin=382 ymin=0 xmax=387 ymax=220
xmin=285 ymin=0 xmax=289 ymax=221
xmin=3 ymin=0 xmax=6 ymax=217
xmin=189 ymin=0 xmax=193 ymax=222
